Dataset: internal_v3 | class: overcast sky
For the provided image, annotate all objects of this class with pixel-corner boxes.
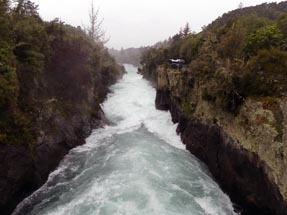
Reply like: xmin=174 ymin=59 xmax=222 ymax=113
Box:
xmin=33 ymin=0 xmax=283 ymax=49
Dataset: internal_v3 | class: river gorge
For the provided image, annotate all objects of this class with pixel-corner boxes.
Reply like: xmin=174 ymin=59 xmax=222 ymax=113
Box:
xmin=12 ymin=65 xmax=236 ymax=215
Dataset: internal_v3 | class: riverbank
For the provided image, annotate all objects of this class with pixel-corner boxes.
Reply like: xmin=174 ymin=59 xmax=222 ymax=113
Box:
xmin=0 ymin=14 xmax=125 ymax=213
xmin=143 ymin=67 xmax=287 ymax=214
xmin=1 ymin=66 xmax=124 ymax=215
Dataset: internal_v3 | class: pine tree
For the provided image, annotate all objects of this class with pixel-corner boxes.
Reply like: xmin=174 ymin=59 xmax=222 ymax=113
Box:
xmin=238 ymin=2 xmax=244 ymax=9
xmin=183 ymin=22 xmax=191 ymax=37
xmin=85 ymin=1 xmax=108 ymax=44
xmin=13 ymin=0 xmax=39 ymax=17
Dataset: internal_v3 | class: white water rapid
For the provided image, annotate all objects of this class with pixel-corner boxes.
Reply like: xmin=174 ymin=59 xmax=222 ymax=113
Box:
xmin=13 ymin=64 xmax=236 ymax=215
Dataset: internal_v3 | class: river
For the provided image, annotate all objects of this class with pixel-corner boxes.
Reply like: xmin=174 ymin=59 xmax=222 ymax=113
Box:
xmin=13 ymin=64 xmax=236 ymax=215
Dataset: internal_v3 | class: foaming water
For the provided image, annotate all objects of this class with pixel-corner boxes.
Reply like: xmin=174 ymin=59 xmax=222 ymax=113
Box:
xmin=13 ymin=64 xmax=236 ymax=215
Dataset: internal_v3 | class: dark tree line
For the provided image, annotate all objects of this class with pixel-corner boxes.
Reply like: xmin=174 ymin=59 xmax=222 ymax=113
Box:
xmin=0 ymin=0 xmax=122 ymax=148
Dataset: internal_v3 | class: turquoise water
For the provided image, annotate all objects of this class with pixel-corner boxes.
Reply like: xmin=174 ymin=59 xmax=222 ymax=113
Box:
xmin=13 ymin=65 xmax=236 ymax=215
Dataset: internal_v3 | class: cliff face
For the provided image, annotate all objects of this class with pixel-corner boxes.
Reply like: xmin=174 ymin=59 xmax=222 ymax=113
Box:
xmin=0 ymin=67 xmax=124 ymax=215
xmin=0 ymin=108 xmax=103 ymax=214
xmin=0 ymin=73 xmax=124 ymax=215
xmin=0 ymin=4 xmax=125 ymax=213
xmin=154 ymin=67 xmax=287 ymax=214
xmin=109 ymin=47 xmax=149 ymax=67
xmin=140 ymin=3 xmax=287 ymax=213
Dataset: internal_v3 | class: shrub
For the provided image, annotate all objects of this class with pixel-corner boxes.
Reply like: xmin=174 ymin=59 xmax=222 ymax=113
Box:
xmin=244 ymin=24 xmax=284 ymax=56
xmin=277 ymin=13 xmax=287 ymax=36
xmin=242 ymin=48 xmax=287 ymax=96
xmin=180 ymin=35 xmax=202 ymax=63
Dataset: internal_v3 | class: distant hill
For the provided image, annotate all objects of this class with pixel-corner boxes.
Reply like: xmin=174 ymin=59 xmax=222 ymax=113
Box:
xmin=207 ymin=1 xmax=287 ymax=31
xmin=109 ymin=47 xmax=149 ymax=67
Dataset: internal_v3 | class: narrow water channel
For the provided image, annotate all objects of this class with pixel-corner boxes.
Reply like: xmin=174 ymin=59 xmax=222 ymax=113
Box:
xmin=13 ymin=64 xmax=236 ymax=215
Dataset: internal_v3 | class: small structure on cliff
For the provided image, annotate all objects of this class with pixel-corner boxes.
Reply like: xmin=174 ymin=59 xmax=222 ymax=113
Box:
xmin=168 ymin=59 xmax=185 ymax=70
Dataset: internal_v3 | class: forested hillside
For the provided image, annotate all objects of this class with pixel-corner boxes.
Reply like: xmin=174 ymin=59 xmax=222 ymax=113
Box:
xmin=140 ymin=1 xmax=287 ymax=214
xmin=109 ymin=47 xmax=148 ymax=67
xmin=0 ymin=0 xmax=123 ymax=214
xmin=142 ymin=1 xmax=287 ymax=112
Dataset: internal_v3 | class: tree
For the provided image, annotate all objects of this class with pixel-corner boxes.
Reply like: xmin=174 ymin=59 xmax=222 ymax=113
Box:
xmin=0 ymin=0 xmax=11 ymax=40
xmin=183 ymin=22 xmax=191 ymax=37
xmin=238 ymin=2 xmax=244 ymax=9
xmin=13 ymin=0 xmax=39 ymax=17
xmin=180 ymin=36 xmax=202 ymax=63
xmin=172 ymin=27 xmax=184 ymax=43
xmin=243 ymin=24 xmax=284 ymax=56
xmin=84 ymin=1 xmax=108 ymax=44
xmin=277 ymin=13 xmax=287 ymax=36
xmin=244 ymin=48 xmax=287 ymax=96
xmin=0 ymin=0 xmax=9 ymax=13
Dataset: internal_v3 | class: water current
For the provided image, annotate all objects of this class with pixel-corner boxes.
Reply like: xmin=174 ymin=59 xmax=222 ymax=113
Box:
xmin=13 ymin=64 xmax=236 ymax=215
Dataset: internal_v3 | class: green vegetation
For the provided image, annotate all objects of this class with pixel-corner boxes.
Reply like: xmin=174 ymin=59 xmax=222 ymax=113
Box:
xmin=278 ymin=13 xmax=287 ymax=36
xmin=0 ymin=0 xmax=122 ymax=150
xmin=141 ymin=1 xmax=287 ymax=114
xmin=109 ymin=47 xmax=149 ymax=67
xmin=181 ymin=102 xmax=196 ymax=120
xmin=244 ymin=24 xmax=284 ymax=56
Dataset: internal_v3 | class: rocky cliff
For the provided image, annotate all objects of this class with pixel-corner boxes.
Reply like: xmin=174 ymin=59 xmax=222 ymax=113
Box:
xmin=0 ymin=67 xmax=124 ymax=215
xmin=0 ymin=2 xmax=125 ymax=213
xmin=153 ymin=67 xmax=287 ymax=214
xmin=139 ymin=2 xmax=287 ymax=213
xmin=0 ymin=61 xmax=124 ymax=215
